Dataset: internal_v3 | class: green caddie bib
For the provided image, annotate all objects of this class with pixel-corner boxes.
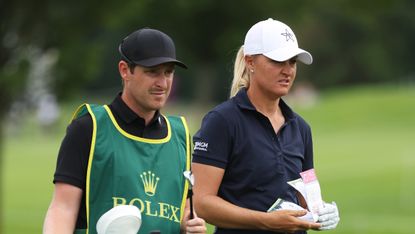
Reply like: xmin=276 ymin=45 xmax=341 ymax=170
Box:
xmin=72 ymin=104 xmax=190 ymax=234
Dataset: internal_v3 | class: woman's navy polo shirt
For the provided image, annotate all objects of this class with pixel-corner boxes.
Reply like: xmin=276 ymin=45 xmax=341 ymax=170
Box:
xmin=192 ymin=88 xmax=314 ymax=234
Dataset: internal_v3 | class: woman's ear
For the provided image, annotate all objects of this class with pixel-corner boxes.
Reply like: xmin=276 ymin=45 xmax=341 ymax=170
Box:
xmin=244 ymin=55 xmax=255 ymax=72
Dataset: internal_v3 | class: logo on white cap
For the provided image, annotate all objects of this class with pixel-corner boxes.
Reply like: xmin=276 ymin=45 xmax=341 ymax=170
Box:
xmin=281 ymin=29 xmax=295 ymax=42
xmin=243 ymin=18 xmax=313 ymax=65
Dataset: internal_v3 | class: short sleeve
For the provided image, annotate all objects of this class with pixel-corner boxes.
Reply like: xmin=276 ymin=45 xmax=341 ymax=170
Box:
xmin=53 ymin=114 xmax=92 ymax=189
xmin=192 ymin=111 xmax=232 ymax=169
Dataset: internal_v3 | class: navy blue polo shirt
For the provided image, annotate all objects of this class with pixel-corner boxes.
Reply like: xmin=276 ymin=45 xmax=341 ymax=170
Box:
xmin=192 ymin=88 xmax=313 ymax=234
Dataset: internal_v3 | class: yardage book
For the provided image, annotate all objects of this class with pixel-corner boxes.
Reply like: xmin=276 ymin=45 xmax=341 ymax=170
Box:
xmin=267 ymin=168 xmax=323 ymax=222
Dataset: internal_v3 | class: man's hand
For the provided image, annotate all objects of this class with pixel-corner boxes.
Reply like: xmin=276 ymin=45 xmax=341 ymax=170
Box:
xmin=181 ymin=204 xmax=206 ymax=234
xmin=185 ymin=215 xmax=206 ymax=234
xmin=317 ymin=202 xmax=340 ymax=230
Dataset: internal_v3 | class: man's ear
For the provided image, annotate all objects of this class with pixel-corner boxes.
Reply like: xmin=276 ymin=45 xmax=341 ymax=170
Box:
xmin=118 ymin=60 xmax=130 ymax=81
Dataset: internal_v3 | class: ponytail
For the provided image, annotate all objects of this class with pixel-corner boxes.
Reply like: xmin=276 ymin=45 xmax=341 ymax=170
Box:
xmin=230 ymin=46 xmax=250 ymax=98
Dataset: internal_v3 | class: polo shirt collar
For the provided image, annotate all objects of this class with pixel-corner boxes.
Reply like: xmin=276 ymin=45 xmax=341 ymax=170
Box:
xmin=234 ymin=88 xmax=295 ymax=121
xmin=110 ymin=93 xmax=162 ymax=126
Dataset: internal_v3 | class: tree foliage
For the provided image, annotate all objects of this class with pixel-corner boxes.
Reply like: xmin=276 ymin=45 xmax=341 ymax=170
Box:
xmin=2 ymin=0 xmax=414 ymax=107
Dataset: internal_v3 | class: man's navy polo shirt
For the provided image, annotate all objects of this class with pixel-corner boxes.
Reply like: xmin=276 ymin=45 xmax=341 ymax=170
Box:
xmin=192 ymin=88 xmax=313 ymax=234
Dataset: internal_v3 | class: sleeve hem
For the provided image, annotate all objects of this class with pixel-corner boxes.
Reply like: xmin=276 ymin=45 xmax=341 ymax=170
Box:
xmin=192 ymin=155 xmax=227 ymax=169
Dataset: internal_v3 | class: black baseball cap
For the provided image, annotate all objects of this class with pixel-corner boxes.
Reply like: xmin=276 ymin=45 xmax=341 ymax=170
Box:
xmin=118 ymin=28 xmax=187 ymax=69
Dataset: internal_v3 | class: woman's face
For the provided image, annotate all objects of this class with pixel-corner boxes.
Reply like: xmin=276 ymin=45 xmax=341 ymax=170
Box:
xmin=248 ymin=54 xmax=297 ymax=99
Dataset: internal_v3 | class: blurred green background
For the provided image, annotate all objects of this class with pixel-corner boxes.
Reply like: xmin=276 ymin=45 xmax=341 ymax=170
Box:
xmin=3 ymin=85 xmax=415 ymax=234
xmin=1 ymin=0 xmax=415 ymax=233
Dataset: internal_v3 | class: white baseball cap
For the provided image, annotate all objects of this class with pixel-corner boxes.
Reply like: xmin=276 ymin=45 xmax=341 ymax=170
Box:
xmin=96 ymin=205 xmax=142 ymax=234
xmin=243 ymin=18 xmax=313 ymax=65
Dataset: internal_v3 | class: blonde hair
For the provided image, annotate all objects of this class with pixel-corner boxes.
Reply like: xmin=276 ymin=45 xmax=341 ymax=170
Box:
xmin=230 ymin=46 xmax=250 ymax=98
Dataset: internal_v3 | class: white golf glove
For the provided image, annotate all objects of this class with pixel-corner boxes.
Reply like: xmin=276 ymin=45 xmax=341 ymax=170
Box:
xmin=317 ymin=201 xmax=340 ymax=230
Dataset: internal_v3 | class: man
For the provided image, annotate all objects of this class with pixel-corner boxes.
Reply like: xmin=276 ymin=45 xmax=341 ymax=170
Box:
xmin=43 ymin=28 xmax=206 ymax=234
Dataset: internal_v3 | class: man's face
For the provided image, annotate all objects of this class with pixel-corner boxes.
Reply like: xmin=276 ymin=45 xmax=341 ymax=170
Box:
xmin=121 ymin=62 xmax=175 ymax=116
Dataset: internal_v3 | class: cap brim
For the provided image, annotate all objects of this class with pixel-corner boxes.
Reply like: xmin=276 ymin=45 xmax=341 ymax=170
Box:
xmin=96 ymin=205 xmax=141 ymax=234
xmin=133 ymin=57 xmax=188 ymax=69
xmin=264 ymin=47 xmax=313 ymax=65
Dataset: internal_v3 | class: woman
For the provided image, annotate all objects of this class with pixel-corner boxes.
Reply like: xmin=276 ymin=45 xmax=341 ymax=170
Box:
xmin=191 ymin=18 xmax=339 ymax=233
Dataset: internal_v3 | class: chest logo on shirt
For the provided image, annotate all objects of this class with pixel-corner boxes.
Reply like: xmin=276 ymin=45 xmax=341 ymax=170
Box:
xmin=140 ymin=171 xmax=160 ymax=196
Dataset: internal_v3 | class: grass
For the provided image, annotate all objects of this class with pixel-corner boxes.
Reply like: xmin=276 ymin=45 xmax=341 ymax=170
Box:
xmin=2 ymin=84 xmax=415 ymax=234
xmin=295 ymin=85 xmax=415 ymax=234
